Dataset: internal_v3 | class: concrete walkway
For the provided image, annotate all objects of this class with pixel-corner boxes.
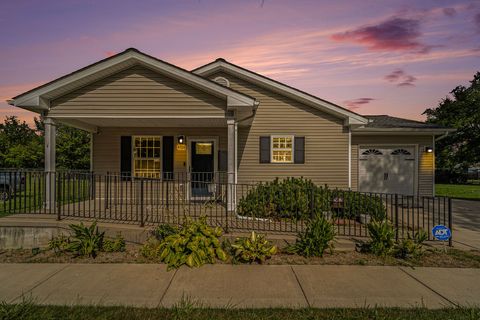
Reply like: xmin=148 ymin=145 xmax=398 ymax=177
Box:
xmin=1 ymin=263 xmax=479 ymax=309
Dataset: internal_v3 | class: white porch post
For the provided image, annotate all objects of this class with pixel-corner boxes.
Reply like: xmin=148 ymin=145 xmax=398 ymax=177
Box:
xmin=44 ymin=117 xmax=56 ymax=211
xmin=227 ymin=119 xmax=237 ymax=212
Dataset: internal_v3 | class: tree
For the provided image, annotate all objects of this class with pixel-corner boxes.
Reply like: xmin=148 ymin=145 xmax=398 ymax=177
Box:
xmin=0 ymin=116 xmax=91 ymax=170
xmin=423 ymin=72 xmax=480 ymax=172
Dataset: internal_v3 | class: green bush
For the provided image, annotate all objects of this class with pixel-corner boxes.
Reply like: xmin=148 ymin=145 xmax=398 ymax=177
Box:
xmin=67 ymin=221 xmax=105 ymax=258
xmin=151 ymin=224 xmax=178 ymax=241
xmin=395 ymin=230 xmax=428 ymax=259
xmin=48 ymin=234 xmax=70 ymax=255
xmin=287 ymin=213 xmax=336 ymax=257
xmin=366 ymin=220 xmax=396 ymax=256
xmin=143 ymin=217 xmax=227 ymax=269
xmin=231 ymin=232 xmax=277 ymax=263
xmin=236 ymin=177 xmax=386 ymax=221
xmin=102 ymin=233 xmax=126 ymax=253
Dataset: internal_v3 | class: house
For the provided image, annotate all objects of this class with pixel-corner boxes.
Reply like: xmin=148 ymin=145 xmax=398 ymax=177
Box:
xmin=8 ymin=48 xmax=453 ymax=207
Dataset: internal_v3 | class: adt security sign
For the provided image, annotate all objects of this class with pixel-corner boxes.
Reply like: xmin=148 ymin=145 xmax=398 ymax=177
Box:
xmin=432 ymin=225 xmax=451 ymax=241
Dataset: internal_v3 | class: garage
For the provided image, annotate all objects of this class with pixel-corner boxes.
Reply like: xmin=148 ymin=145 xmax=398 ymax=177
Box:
xmin=359 ymin=146 xmax=416 ymax=195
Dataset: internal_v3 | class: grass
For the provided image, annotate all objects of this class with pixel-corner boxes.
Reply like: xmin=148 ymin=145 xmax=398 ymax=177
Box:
xmin=435 ymin=184 xmax=480 ymax=200
xmin=1 ymin=299 xmax=479 ymax=320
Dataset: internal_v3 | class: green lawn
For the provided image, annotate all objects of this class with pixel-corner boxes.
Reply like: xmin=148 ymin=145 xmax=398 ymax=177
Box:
xmin=1 ymin=303 xmax=479 ymax=320
xmin=436 ymin=184 xmax=480 ymax=200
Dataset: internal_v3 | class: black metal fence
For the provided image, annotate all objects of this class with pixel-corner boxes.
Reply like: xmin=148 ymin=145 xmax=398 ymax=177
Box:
xmin=0 ymin=170 xmax=452 ymax=244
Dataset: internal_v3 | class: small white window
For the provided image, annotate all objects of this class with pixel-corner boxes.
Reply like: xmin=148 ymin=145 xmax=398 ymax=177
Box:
xmin=271 ymin=136 xmax=294 ymax=163
xmin=213 ymin=76 xmax=230 ymax=87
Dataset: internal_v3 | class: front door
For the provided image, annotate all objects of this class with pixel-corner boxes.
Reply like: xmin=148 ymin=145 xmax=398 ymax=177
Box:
xmin=191 ymin=141 xmax=215 ymax=197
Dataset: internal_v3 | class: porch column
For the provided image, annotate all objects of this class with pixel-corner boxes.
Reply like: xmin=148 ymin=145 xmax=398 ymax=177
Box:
xmin=44 ymin=117 xmax=56 ymax=211
xmin=227 ymin=119 xmax=237 ymax=211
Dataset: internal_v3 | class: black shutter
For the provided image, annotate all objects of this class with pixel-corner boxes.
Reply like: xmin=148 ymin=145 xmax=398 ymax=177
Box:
xmin=120 ymin=136 xmax=132 ymax=178
xmin=162 ymin=136 xmax=174 ymax=179
xmin=259 ymin=136 xmax=270 ymax=163
xmin=294 ymin=137 xmax=305 ymax=164
xmin=218 ymin=150 xmax=228 ymax=171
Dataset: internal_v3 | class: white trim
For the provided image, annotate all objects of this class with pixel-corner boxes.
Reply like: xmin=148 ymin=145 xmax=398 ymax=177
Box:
xmin=352 ymin=128 xmax=455 ymax=135
xmin=270 ymin=135 xmax=294 ymax=164
xmin=193 ymin=61 xmax=368 ymax=126
xmin=348 ymin=128 xmax=352 ymax=189
xmin=213 ymin=76 xmax=230 ymax=87
xmin=358 ymin=144 xmax=418 ymax=196
xmin=10 ymin=49 xmax=256 ymax=112
xmin=50 ymin=115 xmax=227 ymax=119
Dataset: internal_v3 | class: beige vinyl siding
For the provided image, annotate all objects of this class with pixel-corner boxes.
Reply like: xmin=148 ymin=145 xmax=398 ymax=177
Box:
xmin=93 ymin=127 xmax=227 ymax=173
xmin=210 ymin=72 xmax=349 ymax=188
xmin=50 ymin=65 xmax=225 ymax=117
xmin=351 ymin=135 xmax=434 ymax=196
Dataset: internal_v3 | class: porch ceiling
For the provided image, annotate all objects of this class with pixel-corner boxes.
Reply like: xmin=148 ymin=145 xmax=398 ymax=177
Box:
xmin=54 ymin=117 xmax=231 ymax=131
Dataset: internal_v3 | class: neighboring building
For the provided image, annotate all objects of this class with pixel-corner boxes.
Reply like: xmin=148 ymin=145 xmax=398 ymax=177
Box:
xmin=8 ymin=48 xmax=453 ymax=198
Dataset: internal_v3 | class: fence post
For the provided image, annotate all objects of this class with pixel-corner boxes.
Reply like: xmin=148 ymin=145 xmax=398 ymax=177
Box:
xmin=140 ymin=178 xmax=144 ymax=227
xmin=57 ymin=172 xmax=62 ymax=221
xmin=394 ymin=194 xmax=399 ymax=241
xmin=448 ymin=197 xmax=453 ymax=247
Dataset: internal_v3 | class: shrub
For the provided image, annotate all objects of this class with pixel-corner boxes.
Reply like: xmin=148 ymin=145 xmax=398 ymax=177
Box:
xmin=151 ymin=224 xmax=178 ymax=241
xmin=231 ymin=232 xmax=277 ymax=263
xmin=102 ymin=233 xmax=126 ymax=252
xmin=48 ymin=233 xmax=70 ymax=255
xmin=287 ymin=213 xmax=336 ymax=257
xmin=67 ymin=221 xmax=105 ymax=258
xmin=236 ymin=177 xmax=386 ymax=221
xmin=144 ymin=217 xmax=227 ymax=269
xmin=366 ymin=220 xmax=396 ymax=256
xmin=395 ymin=230 xmax=428 ymax=259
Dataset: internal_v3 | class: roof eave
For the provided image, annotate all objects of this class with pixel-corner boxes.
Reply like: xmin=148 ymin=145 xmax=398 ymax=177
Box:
xmin=352 ymin=128 xmax=456 ymax=135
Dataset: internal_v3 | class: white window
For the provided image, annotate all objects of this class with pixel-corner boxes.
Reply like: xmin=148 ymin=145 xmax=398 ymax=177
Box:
xmin=271 ymin=136 xmax=294 ymax=163
xmin=133 ymin=136 xmax=161 ymax=178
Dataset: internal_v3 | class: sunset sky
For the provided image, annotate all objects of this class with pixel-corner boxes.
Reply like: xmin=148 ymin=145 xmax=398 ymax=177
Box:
xmin=1 ymin=0 xmax=479 ymax=124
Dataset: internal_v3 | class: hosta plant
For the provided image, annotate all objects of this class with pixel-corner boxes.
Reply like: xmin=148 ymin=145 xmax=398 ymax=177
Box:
xmin=151 ymin=224 xmax=178 ymax=241
xmin=367 ymin=219 xmax=396 ymax=256
xmin=287 ymin=212 xmax=335 ymax=257
xmin=149 ymin=217 xmax=227 ymax=269
xmin=231 ymin=232 xmax=277 ymax=263
xmin=67 ymin=221 xmax=105 ymax=258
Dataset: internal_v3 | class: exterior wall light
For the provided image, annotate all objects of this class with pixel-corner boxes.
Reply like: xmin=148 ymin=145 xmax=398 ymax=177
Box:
xmin=425 ymin=146 xmax=433 ymax=153
xmin=177 ymin=135 xmax=185 ymax=144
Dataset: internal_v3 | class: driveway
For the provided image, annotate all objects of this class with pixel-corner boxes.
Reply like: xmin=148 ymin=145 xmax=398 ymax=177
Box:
xmin=452 ymin=199 xmax=480 ymax=250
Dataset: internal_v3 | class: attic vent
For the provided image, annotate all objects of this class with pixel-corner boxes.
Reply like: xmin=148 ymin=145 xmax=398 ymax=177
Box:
xmin=213 ymin=76 xmax=230 ymax=87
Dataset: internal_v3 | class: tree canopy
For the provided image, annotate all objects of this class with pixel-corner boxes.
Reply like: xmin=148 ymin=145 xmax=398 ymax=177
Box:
xmin=0 ymin=116 xmax=90 ymax=170
xmin=423 ymin=72 xmax=480 ymax=171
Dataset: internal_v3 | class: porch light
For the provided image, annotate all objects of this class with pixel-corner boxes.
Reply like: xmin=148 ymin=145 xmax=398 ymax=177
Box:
xmin=177 ymin=135 xmax=185 ymax=144
xmin=425 ymin=146 xmax=433 ymax=153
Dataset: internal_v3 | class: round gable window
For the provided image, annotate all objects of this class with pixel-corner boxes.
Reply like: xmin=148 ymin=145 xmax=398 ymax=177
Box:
xmin=213 ymin=76 xmax=230 ymax=87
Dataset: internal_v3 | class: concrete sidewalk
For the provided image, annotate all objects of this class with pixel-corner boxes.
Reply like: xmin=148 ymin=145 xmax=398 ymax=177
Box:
xmin=1 ymin=263 xmax=479 ymax=309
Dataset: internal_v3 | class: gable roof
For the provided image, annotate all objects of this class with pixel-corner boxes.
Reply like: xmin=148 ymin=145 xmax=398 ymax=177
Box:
xmin=353 ymin=115 xmax=455 ymax=134
xmin=192 ymin=58 xmax=368 ymax=126
xmin=8 ymin=48 xmax=256 ymax=113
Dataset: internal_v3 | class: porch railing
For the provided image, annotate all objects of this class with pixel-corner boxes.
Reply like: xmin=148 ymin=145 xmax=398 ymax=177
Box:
xmin=0 ymin=170 xmax=453 ymax=244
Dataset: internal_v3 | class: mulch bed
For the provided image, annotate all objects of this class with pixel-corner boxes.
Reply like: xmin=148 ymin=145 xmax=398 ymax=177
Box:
xmin=1 ymin=244 xmax=479 ymax=268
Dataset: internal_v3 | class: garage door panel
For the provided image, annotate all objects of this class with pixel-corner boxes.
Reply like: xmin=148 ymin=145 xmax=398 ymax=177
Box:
xmin=359 ymin=146 xmax=415 ymax=195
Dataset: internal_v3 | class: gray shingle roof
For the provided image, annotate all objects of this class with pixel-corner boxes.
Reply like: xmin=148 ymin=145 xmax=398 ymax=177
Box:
xmin=363 ymin=115 xmax=447 ymax=129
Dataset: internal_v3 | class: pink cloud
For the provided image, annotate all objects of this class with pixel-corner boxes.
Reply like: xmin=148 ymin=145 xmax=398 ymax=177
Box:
xmin=343 ymin=98 xmax=375 ymax=110
xmin=384 ymin=69 xmax=417 ymax=87
xmin=331 ymin=17 xmax=433 ymax=53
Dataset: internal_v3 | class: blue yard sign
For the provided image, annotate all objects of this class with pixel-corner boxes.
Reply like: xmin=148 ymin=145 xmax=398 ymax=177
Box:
xmin=432 ymin=225 xmax=451 ymax=241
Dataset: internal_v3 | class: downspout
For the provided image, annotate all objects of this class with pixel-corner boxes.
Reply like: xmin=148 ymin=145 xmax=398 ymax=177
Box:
xmin=348 ymin=127 xmax=352 ymax=189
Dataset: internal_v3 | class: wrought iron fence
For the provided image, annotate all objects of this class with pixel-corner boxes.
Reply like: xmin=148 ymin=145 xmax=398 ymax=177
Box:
xmin=0 ymin=170 xmax=452 ymax=244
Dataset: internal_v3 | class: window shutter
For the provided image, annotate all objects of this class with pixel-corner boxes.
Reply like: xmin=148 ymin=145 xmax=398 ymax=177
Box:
xmin=162 ymin=136 xmax=174 ymax=179
xmin=120 ymin=136 xmax=132 ymax=178
xmin=259 ymin=136 xmax=270 ymax=163
xmin=294 ymin=137 xmax=305 ymax=164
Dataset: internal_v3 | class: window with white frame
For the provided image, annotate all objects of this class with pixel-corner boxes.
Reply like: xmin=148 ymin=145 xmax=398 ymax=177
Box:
xmin=133 ymin=136 xmax=161 ymax=178
xmin=271 ymin=136 xmax=294 ymax=163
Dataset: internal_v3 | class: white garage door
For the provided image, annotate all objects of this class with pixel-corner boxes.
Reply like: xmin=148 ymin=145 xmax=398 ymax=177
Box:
xmin=359 ymin=146 xmax=415 ymax=195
